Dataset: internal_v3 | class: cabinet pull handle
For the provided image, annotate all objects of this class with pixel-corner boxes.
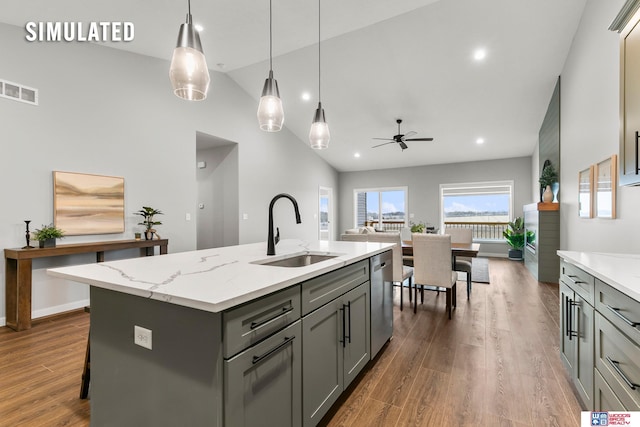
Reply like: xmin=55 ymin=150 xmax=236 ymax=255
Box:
xmin=606 ymin=305 xmax=640 ymax=327
xmin=252 ymin=335 xmax=295 ymax=365
xmin=636 ymin=131 xmax=640 ymax=175
xmin=340 ymin=306 xmax=346 ymax=348
xmin=565 ymin=296 xmax=570 ymax=337
xmin=250 ymin=306 xmax=294 ymax=330
xmin=566 ymin=275 xmax=585 ymax=285
xmin=345 ymin=301 xmax=352 ymax=344
xmin=606 ymin=356 xmax=640 ymax=390
xmin=568 ymin=298 xmax=579 ymax=340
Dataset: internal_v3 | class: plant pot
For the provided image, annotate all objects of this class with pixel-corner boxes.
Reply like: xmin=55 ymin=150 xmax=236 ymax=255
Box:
xmin=508 ymin=248 xmax=523 ymax=260
xmin=39 ymin=238 xmax=56 ymax=248
xmin=542 ymin=185 xmax=553 ymax=203
xmin=144 ymin=230 xmax=155 ymax=240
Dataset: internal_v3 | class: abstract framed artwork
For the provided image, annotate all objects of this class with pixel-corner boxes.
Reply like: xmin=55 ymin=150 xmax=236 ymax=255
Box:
xmin=53 ymin=171 xmax=125 ymax=235
xmin=578 ymin=166 xmax=593 ymax=218
xmin=594 ymin=154 xmax=617 ymax=219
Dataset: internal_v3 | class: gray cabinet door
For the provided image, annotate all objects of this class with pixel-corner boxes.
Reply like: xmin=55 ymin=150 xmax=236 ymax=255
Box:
xmin=574 ymin=293 xmax=594 ymax=409
xmin=302 ymin=298 xmax=344 ymax=427
xmin=559 ymin=281 xmax=575 ymax=373
xmin=224 ymin=321 xmax=302 ymax=427
xmin=342 ymin=282 xmax=370 ymax=388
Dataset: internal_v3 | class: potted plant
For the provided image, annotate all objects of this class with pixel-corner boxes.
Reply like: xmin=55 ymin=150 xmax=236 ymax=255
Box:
xmin=134 ymin=206 xmax=163 ymax=240
xmin=503 ymin=217 xmax=525 ymax=260
xmin=410 ymin=221 xmax=426 ymax=233
xmin=539 ymin=162 xmax=558 ymax=202
xmin=33 ymin=223 xmax=65 ymax=248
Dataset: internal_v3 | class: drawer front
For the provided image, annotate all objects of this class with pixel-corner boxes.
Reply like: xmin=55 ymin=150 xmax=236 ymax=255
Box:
xmin=301 ymin=260 xmax=369 ymax=316
xmin=223 ymin=285 xmax=301 ymax=358
xmin=595 ymin=278 xmax=640 ymax=345
xmin=594 ymin=368 xmax=626 ymax=411
xmin=560 ymin=260 xmax=594 ymax=305
xmin=595 ymin=312 xmax=640 ymax=410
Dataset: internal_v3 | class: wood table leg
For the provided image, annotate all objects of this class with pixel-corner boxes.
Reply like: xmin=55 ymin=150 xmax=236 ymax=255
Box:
xmin=5 ymin=258 xmax=32 ymax=331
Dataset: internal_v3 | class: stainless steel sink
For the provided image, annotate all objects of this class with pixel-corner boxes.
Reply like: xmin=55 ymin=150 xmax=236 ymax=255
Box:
xmin=252 ymin=252 xmax=341 ymax=267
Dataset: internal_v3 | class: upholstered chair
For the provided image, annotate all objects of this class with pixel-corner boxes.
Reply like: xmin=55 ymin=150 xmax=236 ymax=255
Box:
xmin=444 ymin=227 xmax=473 ymax=299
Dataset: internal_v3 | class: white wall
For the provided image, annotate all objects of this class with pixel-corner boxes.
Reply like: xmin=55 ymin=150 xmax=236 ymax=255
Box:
xmin=0 ymin=23 xmax=338 ymax=325
xmin=338 ymin=156 xmax=533 ymax=257
xmin=559 ymin=0 xmax=640 ymax=252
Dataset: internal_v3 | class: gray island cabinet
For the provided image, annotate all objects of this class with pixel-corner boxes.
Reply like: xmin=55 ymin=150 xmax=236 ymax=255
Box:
xmin=48 ymin=239 xmax=393 ymax=427
xmin=557 ymin=251 xmax=640 ymax=412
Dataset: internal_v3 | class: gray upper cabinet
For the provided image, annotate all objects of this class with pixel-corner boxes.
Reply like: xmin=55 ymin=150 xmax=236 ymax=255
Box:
xmin=619 ymin=12 xmax=640 ymax=186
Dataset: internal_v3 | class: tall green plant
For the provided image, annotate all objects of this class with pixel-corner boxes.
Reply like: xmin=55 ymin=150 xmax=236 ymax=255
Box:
xmin=503 ymin=217 xmax=525 ymax=249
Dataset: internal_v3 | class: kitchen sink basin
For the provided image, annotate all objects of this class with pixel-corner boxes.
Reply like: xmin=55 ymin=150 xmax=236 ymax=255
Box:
xmin=252 ymin=252 xmax=341 ymax=267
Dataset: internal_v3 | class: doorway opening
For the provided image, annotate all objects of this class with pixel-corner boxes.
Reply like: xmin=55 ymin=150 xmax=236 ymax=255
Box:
xmin=196 ymin=132 xmax=239 ymax=249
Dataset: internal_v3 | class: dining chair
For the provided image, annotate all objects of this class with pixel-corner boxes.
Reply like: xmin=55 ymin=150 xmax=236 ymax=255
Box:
xmin=365 ymin=233 xmax=414 ymax=310
xmin=411 ymin=233 xmax=458 ymax=318
xmin=444 ymin=227 xmax=473 ymax=299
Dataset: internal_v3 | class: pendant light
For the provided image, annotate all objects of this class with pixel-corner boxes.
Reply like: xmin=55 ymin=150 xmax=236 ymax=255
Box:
xmin=169 ymin=0 xmax=210 ymax=101
xmin=257 ymin=0 xmax=284 ymax=132
xmin=309 ymin=0 xmax=330 ymax=149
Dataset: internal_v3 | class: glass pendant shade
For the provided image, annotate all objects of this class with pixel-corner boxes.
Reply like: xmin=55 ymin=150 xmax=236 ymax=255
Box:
xmin=257 ymin=70 xmax=284 ymax=132
xmin=169 ymin=19 xmax=210 ymax=101
xmin=309 ymin=102 xmax=330 ymax=149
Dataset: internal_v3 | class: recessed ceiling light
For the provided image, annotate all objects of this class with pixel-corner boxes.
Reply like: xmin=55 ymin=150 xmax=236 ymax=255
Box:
xmin=476 ymin=137 xmax=485 ymax=144
xmin=354 ymin=152 xmax=361 ymax=158
xmin=301 ymin=92 xmax=311 ymax=101
xmin=195 ymin=24 xmax=204 ymax=32
xmin=473 ymin=48 xmax=486 ymax=61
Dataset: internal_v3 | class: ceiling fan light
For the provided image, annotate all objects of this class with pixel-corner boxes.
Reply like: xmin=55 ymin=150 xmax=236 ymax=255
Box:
xmin=309 ymin=102 xmax=330 ymax=149
xmin=257 ymin=70 xmax=284 ymax=132
xmin=169 ymin=16 xmax=210 ymax=101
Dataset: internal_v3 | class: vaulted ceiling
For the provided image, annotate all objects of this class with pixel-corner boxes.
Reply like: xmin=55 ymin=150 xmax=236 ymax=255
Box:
xmin=2 ymin=0 xmax=588 ymax=171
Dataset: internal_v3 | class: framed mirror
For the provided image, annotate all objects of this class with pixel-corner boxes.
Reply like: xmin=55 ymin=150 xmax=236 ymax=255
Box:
xmin=594 ymin=155 xmax=617 ymax=219
xmin=578 ymin=166 xmax=593 ymax=218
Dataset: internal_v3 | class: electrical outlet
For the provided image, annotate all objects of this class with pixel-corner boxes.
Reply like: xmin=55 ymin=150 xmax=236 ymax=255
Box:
xmin=134 ymin=325 xmax=152 ymax=350
xmin=185 ymin=213 xmax=191 ymax=221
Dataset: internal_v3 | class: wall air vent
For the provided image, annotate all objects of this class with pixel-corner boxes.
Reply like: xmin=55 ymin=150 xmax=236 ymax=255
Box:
xmin=0 ymin=79 xmax=39 ymax=106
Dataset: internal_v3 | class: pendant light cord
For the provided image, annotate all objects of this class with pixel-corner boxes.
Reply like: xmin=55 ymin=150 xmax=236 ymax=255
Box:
xmin=269 ymin=0 xmax=273 ymax=72
xmin=188 ymin=0 xmax=191 ymax=16
xmin=318 ymin=0 xmax=321 ymax=103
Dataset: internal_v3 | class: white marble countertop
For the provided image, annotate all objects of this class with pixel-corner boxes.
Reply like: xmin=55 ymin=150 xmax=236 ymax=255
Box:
xmin=47 ymin=239 xmax=394 ymax=313
xmin=557 ymin=251 xmax=640 ymax=303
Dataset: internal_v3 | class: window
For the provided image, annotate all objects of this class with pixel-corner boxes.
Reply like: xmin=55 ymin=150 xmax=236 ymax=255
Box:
xmin=440 ymin=181 xmax=513 ymax=240
xmin=354 ymin=187 xmax=407 ymax=231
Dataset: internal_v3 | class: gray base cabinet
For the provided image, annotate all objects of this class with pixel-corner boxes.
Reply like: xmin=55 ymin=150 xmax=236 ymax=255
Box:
xmin=302 ymin=282 xmax=370 ymax=427
xmin=559 ymin=256 xmax=640 ymax=412
xmin=560 ymin=280 xmax=594 ymax=408
xmin=224 ymin=320 xmax=302 ymax=427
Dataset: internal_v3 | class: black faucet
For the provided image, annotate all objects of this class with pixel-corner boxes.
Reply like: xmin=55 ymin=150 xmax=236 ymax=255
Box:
xmin=267 ymin=193 xmax=302 ymax=255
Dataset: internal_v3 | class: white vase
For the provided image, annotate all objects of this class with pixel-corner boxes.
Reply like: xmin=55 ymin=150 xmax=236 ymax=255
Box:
xmin=542 ymin=185 xmax=553 ymax=203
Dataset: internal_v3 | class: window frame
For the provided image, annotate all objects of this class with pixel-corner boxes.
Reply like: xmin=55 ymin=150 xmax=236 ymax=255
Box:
xmin=353 ymin=186 xmax=409 ymax=229
xmin=439 ymin=180 xmax=514 ymax=241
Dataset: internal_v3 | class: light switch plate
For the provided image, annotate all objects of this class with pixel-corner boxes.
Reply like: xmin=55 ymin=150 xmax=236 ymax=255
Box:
xmin=134 ymin=325 xmax=152 ymax=350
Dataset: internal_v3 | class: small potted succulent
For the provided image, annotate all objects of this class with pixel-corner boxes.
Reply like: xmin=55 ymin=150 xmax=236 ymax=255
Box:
xmin=33 ymin=223 xmax=65 ymax=248
xmin=410 ymin=221 xmax=426 ymax=233
xmin=134 ymin=206 xmax=163 ymax=240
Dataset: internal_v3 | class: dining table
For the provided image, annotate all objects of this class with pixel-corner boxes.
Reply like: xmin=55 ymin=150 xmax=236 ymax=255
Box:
xmin=401 ymin=240 xmax=480 ymax=266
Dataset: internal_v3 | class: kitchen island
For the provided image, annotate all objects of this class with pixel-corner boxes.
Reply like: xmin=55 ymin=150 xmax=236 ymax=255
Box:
xmin=48 ymin=239 xmax=394 ymax=427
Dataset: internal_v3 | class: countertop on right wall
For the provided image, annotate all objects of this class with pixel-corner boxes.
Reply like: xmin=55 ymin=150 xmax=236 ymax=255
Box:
xmin=557 ymin=250 xmax=640 ymax=303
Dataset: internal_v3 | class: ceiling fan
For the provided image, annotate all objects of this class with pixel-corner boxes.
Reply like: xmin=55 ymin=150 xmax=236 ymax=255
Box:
xmin=372 ymin=119 xmax=434 ymax=150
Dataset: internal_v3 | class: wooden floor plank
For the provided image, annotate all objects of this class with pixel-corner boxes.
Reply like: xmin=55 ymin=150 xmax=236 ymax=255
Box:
xmin=0 ymin=258 xmax=584 ymax=427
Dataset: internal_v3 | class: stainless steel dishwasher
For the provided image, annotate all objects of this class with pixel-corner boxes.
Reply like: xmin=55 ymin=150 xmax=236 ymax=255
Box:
xmin=370 ymin=250 xmax=393 ymax=357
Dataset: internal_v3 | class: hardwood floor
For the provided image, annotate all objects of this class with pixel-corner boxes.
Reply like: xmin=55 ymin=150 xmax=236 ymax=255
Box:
xmin=0 ymin=258 xmax=582 ymax=427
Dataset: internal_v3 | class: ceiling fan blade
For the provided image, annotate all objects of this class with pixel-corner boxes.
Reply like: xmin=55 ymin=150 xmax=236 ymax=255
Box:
xmin=405 ymin=137 xmax=434 ymax=141
xmin=402 ymin=131 xmax=417 ymax=139
xmin=399 ymin=141 xmax=408 ymax=150
xmin=372 ymin=141 xmax=396 ymax=148
xmin=372 ymin=137 xmax=394 ymax=141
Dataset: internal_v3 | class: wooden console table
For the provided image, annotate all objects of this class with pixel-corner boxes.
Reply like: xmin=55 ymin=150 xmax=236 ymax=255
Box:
xmin=4 ymin=239 xmax=168 ymax=331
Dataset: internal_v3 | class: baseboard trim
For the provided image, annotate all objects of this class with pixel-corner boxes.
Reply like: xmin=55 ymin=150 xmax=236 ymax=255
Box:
xmin=478 ymin=252 xmax=508 ymax=258
xmin=32 ymin=299 xmax=91 ymax=321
